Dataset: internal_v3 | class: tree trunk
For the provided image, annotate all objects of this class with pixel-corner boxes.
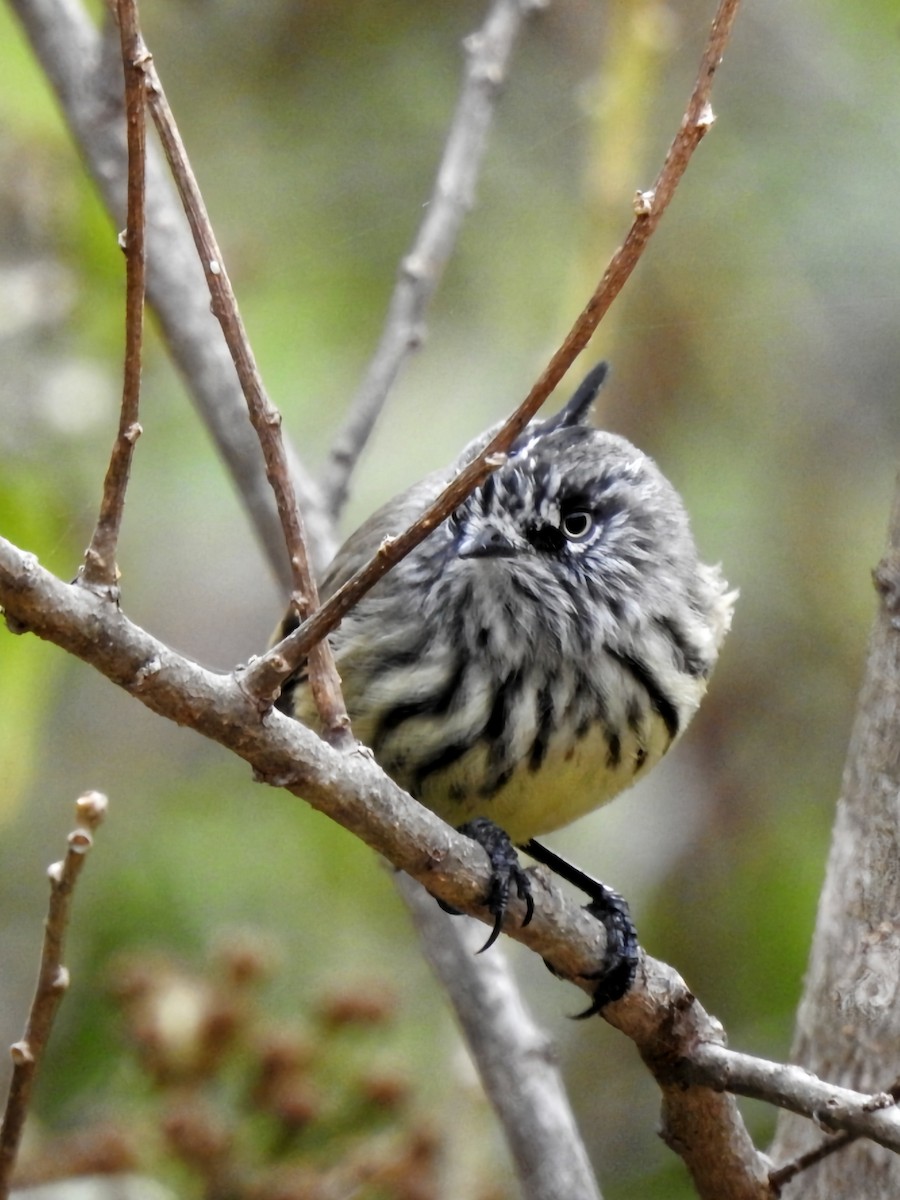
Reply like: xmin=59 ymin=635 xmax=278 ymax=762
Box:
xmin=771 ymin=477 xmax=900 ymax=1196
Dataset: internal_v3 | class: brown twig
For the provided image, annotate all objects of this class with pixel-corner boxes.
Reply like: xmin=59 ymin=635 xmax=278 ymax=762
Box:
xmin=78 ymin=0 xmax=146 ymax=592
xmin=250 ymin=0 xmax=743 ymax=695
xmin=127 ymin=20 xmax=350 ymax=745
xmin=319 ymin=0 xmax=541 ymax=520
xmin=0 ymin=791 xmax=108 ymax=1196
xmin=681 ymin=1041 xmax=900 ymax=1154
xmin=9 ymin=0 xmax=337 ymax=586
xmin=768 ymin=1133 xmax=853 ymax=1194
xmin=766 ymin=1069 xmax=900 ymax=1191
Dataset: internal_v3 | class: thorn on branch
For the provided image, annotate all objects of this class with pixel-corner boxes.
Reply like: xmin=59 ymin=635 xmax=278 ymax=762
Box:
xmin=400 ymin=253 xmax=428 ymax=284
xmin=290 ymin=585 xmax=312 ymax=614
xmin=68 ymin=828 xmax=94 ymax=855
xmin=54 ymin=966 xmax=72 ymax=991
xmin=462 ymin=32 xmax=484 ymax=58
xmin=236 ymin=653 xmax=291 ymax=715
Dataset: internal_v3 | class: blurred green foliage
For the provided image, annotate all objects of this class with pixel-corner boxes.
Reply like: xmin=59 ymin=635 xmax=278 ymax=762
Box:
xmin=2 ymin=0 xmax=899 ymax=1196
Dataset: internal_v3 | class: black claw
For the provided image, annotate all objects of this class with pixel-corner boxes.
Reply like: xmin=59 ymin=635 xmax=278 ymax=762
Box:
xmin=478 ymin=909 xmax=505 ymax=954
xmin=573 ymin=885 xmax=638 ymax=1017
xmin=522 ymin=838 xmax=639 ymax=1016
xmin=456 ymin=818 xmax=534 ymax=951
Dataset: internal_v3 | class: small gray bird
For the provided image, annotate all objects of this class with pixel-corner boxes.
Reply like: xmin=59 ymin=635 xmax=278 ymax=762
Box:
xmin=278 ymin=364 xmax=734 ymax=1001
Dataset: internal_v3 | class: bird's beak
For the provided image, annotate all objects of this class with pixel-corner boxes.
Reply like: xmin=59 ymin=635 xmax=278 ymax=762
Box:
xmin=456 ymin=524 xmax=519 ymax=559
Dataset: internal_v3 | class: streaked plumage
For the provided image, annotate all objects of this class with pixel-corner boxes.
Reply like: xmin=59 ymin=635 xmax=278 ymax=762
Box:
xmin=279 ymin=365 xmax=734 ymax=846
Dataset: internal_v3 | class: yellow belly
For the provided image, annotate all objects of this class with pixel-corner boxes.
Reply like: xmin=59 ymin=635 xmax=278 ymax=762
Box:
xmin=414 ymin=712 xmax=673 ymax=843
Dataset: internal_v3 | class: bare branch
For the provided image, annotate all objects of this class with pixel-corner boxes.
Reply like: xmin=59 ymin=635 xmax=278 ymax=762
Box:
xmin=7 ymin=0 xmax=337 ymax=583
xmin=320 ymin=0 xmax=540 ymax=519
xmin=767 ymin=1080 xmax=900 ymax=1193
xmin=399 ymin=873 xmax=604 ymax=1200
xmin=7 ymin=537 xmax=881 ymax=1198
xmin=124 ymin=22 xmax=350 ymax=743
xmin=685 ymin=1044 xmax=900 ymax=1155
xmin=79 ymin=0 xmax=146 ymax=591
xmin=11 ymin=538 xmax=900 ymax=1186
xmin=252 ymin=0 xmax=744 ymax=693
xmin=0 ymin=538 xmax=594 ymax=966
xmin=0 ymin=791 xmax=107 ymax=1195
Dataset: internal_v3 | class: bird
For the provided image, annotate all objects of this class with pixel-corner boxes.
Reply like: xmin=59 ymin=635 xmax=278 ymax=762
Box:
xmin=276 ymin=363 xmax=734 ymax=1005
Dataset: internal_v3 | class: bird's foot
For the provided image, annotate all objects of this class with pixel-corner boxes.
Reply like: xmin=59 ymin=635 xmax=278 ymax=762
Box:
xmin=575 ymin=883 xmax=638 ymax=1016
xmin=522 ymin=839 xmax=638 ymax=1014
xmin=437 ymin=817 xmax=534 ymax=952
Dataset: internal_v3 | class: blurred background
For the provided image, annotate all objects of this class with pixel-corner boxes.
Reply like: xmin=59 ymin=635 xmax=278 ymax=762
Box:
xmin=1 ymin=0 xmax=898 ymax=1195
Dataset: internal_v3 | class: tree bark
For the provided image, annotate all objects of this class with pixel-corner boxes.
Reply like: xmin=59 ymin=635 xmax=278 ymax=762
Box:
xmin=771 ymin=476 xmax=900 ymax=1195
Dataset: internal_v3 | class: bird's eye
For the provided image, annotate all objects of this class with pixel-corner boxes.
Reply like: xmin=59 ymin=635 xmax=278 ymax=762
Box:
xmin=560 ymin=509 xmax=594 ymax=541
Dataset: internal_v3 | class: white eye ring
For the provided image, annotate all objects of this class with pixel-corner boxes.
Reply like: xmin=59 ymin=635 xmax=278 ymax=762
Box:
xmin=560 ymin=510 xmax=594 ymax=541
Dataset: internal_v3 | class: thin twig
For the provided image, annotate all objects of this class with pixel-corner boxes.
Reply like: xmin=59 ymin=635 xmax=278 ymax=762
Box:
xmin=767 ymin=1074 xmax=898 ymax=1196
xmin=684 ymin=1043 xmax=900 ymax=1153
xmin=768 ymin=1132 xmax=852 ymax=1193
xmin=250 ymin=0 xmax=743 ymax=696
xmin=320 ymin=0 xmax=540 ymax=519
xmin=78 ymin=0 xmax=146 ymax=591
xmin=126 ymin=22 xmax=350 ymax=745
xmin=0 ymin=791 xmax=108 ymax=1196
xmin=7 ymin=0 xmax=337 ymax=586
